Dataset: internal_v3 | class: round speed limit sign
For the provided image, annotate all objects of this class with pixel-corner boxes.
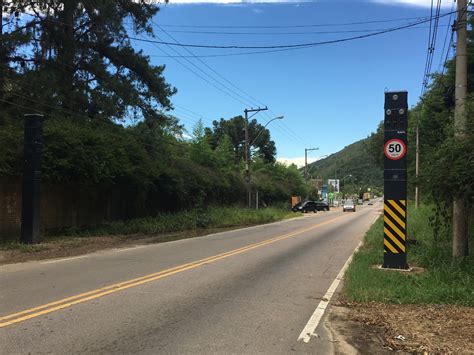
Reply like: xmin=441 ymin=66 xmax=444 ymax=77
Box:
xmin=384 ymin=139 xmax=406 ymax=160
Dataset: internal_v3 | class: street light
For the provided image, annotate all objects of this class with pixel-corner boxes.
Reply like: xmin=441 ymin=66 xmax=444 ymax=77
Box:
xmin=246 ymin=115 xmax=283 ymax=209
xmin=304 ymin=147 xmax=319 ymax=180
xmin=250 ymin=116 xmax=284 ymax=146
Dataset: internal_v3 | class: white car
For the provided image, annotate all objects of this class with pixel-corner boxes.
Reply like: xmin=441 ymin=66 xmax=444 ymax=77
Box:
xmin=343 ymin=199 xmax=356 ymax=212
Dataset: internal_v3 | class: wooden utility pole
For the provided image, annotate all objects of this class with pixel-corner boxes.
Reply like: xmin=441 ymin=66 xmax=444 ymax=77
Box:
xmin=453 ymin=0 xmax=469 ymax=257
xmin=415 ymin=123 xmax=419 ymax=209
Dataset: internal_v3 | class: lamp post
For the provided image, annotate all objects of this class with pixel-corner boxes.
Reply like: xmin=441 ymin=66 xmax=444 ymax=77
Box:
xmin=247 ymin=115 xmax=284 ymax=208
xmin=304 ymin=147 xmax=319 ymax=180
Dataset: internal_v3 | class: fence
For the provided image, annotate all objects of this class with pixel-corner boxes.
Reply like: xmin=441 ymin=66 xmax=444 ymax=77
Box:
xmin=0 ymin=178 xmax=139 ymax=241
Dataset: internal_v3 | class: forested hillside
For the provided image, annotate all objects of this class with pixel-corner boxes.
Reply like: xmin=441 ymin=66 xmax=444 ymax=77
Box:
xmin=307 ymin=138 xmax=383 ymax=194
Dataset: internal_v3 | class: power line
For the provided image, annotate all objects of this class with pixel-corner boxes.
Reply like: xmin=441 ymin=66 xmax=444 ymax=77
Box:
xmin=438 ymin=1 xmax=456 ymax=73
xmin=157 ymin=15 xmax=431 ymax=29
xmin=154 ymin=25 xmax=449 ymax=36
xmin=127 ymin=11 xmax=456 ymax=50
xmin=145 ymin=22 xmax=302 ymax=144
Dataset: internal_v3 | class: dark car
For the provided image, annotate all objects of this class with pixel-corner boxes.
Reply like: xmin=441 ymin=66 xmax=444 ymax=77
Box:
xmin=315 ymin=202 xmax=330 ymax=211
xmin=292 ymin=201 xmax=318 ymax=213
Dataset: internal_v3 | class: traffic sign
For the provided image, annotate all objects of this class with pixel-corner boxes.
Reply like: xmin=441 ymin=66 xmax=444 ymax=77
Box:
xmin=384 ymin=139 xmax=406 ymax=160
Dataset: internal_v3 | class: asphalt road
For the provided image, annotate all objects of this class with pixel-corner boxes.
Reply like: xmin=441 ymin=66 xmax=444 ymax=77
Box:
xmin=1 ymin=202 xmax=381 ymax=354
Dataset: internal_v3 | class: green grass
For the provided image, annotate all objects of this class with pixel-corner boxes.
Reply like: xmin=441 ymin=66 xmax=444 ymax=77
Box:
xmin=1 ymin=242 xmax=51 ymax=253
xmin=344 ymin=203 xmax=474 ymax=306
xmin=46 ymin=207 xmax=295 ymax=238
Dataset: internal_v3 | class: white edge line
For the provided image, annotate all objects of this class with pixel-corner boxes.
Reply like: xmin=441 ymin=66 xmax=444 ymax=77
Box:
xmin=297 ymin=213 xmax=381 ymax=343
xmin=297 ymin=240 xmax=362 ymax=343
xmin=41 ymin=255 xmax=89 ymax=264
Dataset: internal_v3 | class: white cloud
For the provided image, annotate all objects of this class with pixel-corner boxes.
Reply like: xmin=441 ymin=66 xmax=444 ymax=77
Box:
xmin=166 ymin=0 xmax=452 ymax=4
xmin=277 ymin=156 xmax=317 ymax=168
xmin=372 ymin=0 xmax=453 ymax=8
xmin=166 ymin=0 xmax=312 ymax=4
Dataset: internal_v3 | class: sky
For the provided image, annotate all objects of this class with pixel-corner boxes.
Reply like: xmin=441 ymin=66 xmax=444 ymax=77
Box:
xmin=130 ymin=0 xmax=456 ymax=167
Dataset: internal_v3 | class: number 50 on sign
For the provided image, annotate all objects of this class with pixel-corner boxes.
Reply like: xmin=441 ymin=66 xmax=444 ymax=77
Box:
xmin=384 ymin=139 xmax=406 ymax=161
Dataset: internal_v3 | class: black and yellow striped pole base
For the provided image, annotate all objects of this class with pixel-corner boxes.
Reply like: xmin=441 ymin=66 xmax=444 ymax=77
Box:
xmin=383 ymin=199 xmax=409 ymax=269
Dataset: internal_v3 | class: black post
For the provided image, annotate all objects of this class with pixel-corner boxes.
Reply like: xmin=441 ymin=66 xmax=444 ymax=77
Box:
xmin=383 ymin=92 xmax=409 ymax=269
xmin=20 ymin=114 xmax=44 ymax=244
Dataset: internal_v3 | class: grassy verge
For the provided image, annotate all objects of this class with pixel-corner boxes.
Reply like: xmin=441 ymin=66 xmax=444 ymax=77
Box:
xmin=1 ymin=207 xmax=295 ymax=252
xmin=343 ymin=203 xmax=474 ymax=306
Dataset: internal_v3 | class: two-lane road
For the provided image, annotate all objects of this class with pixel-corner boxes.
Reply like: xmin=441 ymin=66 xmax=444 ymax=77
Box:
xmin=1 ymin=202 xmax=381 ymax=354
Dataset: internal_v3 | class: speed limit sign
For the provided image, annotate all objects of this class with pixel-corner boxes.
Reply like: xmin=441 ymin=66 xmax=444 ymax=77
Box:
xmin=384 ymin=139 xmax=406 ymax=160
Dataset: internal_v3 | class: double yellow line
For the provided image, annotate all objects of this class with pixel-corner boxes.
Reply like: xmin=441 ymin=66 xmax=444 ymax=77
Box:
xmin=0 ymin=214 xmax=348 ymax=328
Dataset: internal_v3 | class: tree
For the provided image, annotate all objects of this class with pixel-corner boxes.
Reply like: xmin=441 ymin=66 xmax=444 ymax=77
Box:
xmin=205 ymin=116 xmax=277 ymax=164
xmin=1 ymin=1 xmax=176 ymax=123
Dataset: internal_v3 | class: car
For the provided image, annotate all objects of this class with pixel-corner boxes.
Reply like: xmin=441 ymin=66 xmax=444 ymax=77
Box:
xmin=292 ymin=201 xmax=318 ymax=213
xmin=343 ymin=198 xmax=356 ymax=212
xmin=357 ymin=199 xmax=364 ymax=205
xmin=315 ymin=201 xmax=330 ymax=211
xmin=368 ymin=201 xmax=374 ymax=205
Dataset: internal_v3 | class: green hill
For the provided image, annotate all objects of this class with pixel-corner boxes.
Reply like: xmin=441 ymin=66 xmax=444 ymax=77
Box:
xmin=306 ymin=138 xmax=383 ymax=194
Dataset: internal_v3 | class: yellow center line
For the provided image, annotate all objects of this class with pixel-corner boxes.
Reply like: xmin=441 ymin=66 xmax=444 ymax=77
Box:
xmin=0 ymin=213 xmax=351 ymax=328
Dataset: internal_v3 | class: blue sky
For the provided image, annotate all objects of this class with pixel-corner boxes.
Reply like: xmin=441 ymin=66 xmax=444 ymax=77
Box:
xmin=131 ymin=0 xmax=455 ymax=166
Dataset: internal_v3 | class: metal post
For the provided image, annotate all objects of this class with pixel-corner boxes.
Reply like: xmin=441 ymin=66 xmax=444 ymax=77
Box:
xmin=256 ymin=188 xmax=259 ymax=210
xmin=20 ymin=114 xmax=44 ymax=244
xmin=304 ymin=149 xmax=307 ymax=180
xmin=453 ymin=0 xmax=469 ymax=257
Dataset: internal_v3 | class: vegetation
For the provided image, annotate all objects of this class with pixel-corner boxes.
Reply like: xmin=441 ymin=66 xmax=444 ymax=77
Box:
xmin=364 ymin=13 xmax=474 ymax=256
xmin=307 ymin=139 xmax=383 ymax=195
xmin=0 ymin=1 xmax=308 ymax=226
xmin=0 ymin=207 xmax=295 ymax=251
xmin=344 ymin=204 xmax=474 ymax=305
xmin=47 ymin=206 xmax=295 ymax=237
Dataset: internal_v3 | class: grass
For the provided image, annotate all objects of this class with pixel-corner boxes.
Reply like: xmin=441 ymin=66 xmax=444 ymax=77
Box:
xmin=51 ymin=207 xmax=295 ymax=237
xmin=344 ymin=203 xmax=474 ymax=306
xmin=0 ymin=207 xmax=296 ymax=251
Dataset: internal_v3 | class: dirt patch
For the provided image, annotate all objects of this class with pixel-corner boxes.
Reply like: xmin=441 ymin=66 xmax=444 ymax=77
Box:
xmin=328 ymin=301 xmax=474 ymax=353
xmin=0 ymin=226 xmax=243 ymax=265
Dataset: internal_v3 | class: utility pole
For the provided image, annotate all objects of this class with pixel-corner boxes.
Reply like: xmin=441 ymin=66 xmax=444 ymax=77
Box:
xmin=304 ymin=147 xmax=319 ymax=180
xmin=244 ymin=107 xmax=268 ymax=208
xmin=453 ymin=0 xmax=469 ymax=257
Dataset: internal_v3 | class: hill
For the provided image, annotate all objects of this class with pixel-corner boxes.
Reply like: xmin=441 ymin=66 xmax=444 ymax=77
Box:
xmin=306 ymin=138 xmax=383 ymax=194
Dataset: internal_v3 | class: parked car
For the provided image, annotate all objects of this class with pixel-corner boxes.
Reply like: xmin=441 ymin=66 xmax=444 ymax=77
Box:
xmin=315 ymin=202 xmax=330 ymax=211
xmin=343 ymin=199 xmax=356 ymax=212
xmin=368 ymin=201 xmax=374 ymax=205
xmin=292 ymin=201 xmax=318 ymax=213
xmin=357 ymin=199 xmax=364 ymax=205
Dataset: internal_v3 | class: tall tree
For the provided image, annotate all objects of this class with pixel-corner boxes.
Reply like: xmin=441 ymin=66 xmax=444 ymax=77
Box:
xmin=205 ymin=116 xmax=277 ymax=164
xmin=1 ymin=1 xmax=176 ymax=123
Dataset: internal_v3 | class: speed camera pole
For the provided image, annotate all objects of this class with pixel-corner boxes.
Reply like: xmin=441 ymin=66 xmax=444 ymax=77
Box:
xmin=20 ymin=114 xmax=44 ymax=244
xmin=383 ymin=92 xmax=409 ymax=269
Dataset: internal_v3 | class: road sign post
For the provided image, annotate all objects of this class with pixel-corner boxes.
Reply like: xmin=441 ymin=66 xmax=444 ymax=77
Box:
xmin=383 ymin=92 xmax=409 ymax=269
